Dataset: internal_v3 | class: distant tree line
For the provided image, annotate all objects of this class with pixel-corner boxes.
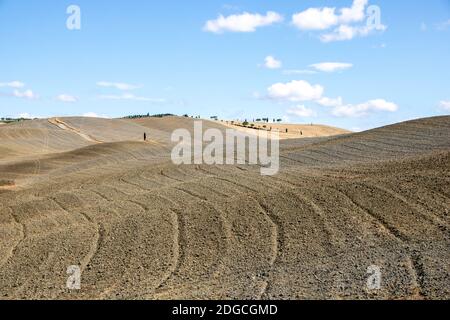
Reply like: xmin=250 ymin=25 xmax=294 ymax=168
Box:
xmin=0 ymin=117 xmax=31 ymax=123
xmin=123 ymin=113 xmax=175 ymax=119
xmin=254 ymin=118 xmax=283 ymax=123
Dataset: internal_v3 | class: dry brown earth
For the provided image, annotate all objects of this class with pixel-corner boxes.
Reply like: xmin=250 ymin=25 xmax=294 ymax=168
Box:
xmin=0 ymin=116 xmax=448 ymax=300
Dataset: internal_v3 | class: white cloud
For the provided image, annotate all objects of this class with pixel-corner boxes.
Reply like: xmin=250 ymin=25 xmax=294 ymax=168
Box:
xmin=83 ymin=112 xmax=109 ymax=118
xmin=292 ymin=0 xmax=386 ymax=42
xmin=320 ymin=24 xmax=386 ymax=42
xmin=57 ymin=94 xmax=78 ymax=103
xmin=439 ymin=100 xmax=450 ymax=111
xmin=317 ymin=96 xmax=343 ymax=107
xmin=0 ymin=82 xmax=39 ymax=101
xmin=204 ymin=11 xmax=283 ymax=33
xmin=264 ymin=77 xmax=397 ymax=119
xmin=99 ymin=93 xmax=165 ymax=103
xmin=332 ymin=99 xmax=398 ymax=117
xmin=316 ymin=93 xmax=398 ymax=118
xmin=267 ymin=80 xmax=324 ymax=102
xmin=321 ymin=25 xmax=358 ymax=42
xmin=339 ymin=0 xmax=368 ymax=24
xmin=282 ymin=63 xmax=352 ymax=75
xmin=0 ymin=81 xmax=25 ymax=88
xmin=13 ymin=89 xmax=37 ymax=100
xmin=263 ymin=56 xmax=282 ymax=69
xmin=292 ymin=7 xmax=338 ymax=31
xmin=287 ymin=105 xmax=317 ymax=117
xmin=310 ymin=62 xmax=353 ymax=72
xmin=97 ymin=81 xmax=141 ymax=91
xmin=292 ymin=0 xmax=367 ymax=31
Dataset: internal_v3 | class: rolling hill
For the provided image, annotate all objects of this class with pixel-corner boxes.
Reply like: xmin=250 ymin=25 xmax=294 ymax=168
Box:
xmin=0 ymin=116 xmax=449 ymax=299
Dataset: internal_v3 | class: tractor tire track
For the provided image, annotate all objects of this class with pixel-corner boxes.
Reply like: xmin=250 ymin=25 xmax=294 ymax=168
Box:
xmin=50 ymin=198 xmax=102 ymax=274
xmin=0 ymin=206 xmax=25 ymax=269
xmin=331 ymin=186 xmax=426 ymax=298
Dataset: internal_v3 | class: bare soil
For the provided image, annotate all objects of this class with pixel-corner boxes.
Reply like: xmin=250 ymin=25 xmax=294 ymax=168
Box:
xmin=0 ymin=116 xmax=449 ymax=300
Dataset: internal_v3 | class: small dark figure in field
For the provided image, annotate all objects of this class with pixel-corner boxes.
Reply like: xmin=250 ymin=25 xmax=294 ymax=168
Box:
xmin=144 ymin=133 xmax=147 ymax=141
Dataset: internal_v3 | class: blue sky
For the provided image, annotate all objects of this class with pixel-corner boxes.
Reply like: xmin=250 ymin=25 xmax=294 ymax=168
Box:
xmin=0 ymin=0 xmax=449 ymax=130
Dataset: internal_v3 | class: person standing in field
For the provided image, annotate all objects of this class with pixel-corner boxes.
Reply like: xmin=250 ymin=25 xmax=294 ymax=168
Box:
xmin=144 ymin=132 xmax=147 ymax=141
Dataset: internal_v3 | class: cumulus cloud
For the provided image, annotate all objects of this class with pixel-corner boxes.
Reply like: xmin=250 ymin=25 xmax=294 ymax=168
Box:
xmin=0 ymin=81 xmax=25 ymax=88
xmin=283 ymin=62 xmax=352 ymax=75
xmin=287 ymin=105 xmax=317 ymax=117
xmin=292 ymin=7 xmax=339 ymax=31
xmin=99 ymin=93 xmax=166 ymax=103
xmin=13 ymin=89 xmax=37 ymax=100
xmin=320 ymin=24 xmax=386 ymax=42
xmin=317 ymin=96 xmax=344 ymax=107
xmin=332 ymin=99 xmax=398 ymax=117
xmin=263 ymin=56 xmax=282 ymax=69
xmin=292 ymin=0 xmax=386 ymax=42
xmin=204 ymin=11 xmax=283 ymax=33
xmin=267 ymin=80 xmax=324 ymax=102
xmin=439 ymin=100 xmax=450 ymax=111
xmin=292 ymin=0 xmax=367 ymax=30
xmin=0 ymin=82 xmax=37 ymax=100
xmin=265 ymin=78 xmax=397 ymax=118
xmin=97 ymin=81 xmax=141 ymax=91
xmin=57 ymin=94 xmax=78 ymax=103
xmin=339 ymin=0 xmax=368 ymax=24
xmin=310 ymin=62 xmax=353 ymax=72
xmin=317 ymin=94 xmax=398 ymax=117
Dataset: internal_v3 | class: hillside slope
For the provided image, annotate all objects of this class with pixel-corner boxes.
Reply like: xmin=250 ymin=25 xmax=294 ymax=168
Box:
xmin=0 ymin=116 xmax=448 ymax=300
